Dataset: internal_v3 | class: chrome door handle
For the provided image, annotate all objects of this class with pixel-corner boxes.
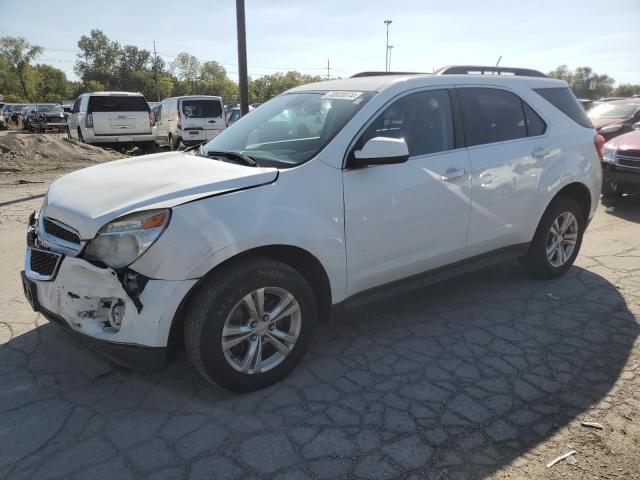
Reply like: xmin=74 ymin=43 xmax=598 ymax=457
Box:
xmin=532 ymin=147 xmax=550 ymax=158
xmin=441 ymin=168 xmax=467 ymax=181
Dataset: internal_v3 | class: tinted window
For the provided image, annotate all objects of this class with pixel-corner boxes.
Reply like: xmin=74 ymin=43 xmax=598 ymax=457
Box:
xmin=534 ymin=87 xmax=592 ymax=128
xmin=88 ymin=96 xmax=150 ymax=113
xmin=458 ymin=88 xmax=527 ymax=146
xmin=523 ymin=103 xmax=546 ymax=136
xmin=359 ymin=89 xmax=454 ymax=156
xmin=182 ymin=99 xmax=222 ymax=118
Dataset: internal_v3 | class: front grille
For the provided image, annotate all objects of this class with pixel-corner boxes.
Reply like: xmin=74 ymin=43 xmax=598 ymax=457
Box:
xmin=30 ymin=249 xmax=61 ymax=277
xmin=618 ymin=149 xmax=640 ymax=160
xmin=43 ymin=218 xmax=81 ymax=244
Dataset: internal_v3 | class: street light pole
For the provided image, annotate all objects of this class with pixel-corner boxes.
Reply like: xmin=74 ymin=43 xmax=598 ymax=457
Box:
xmin=387 ymin=45 xmax=394 ymax=71
xmin=384 ymin=20 xmax=392 ymax=71
xmin=236 ymin=0 xmax=249 ymax=115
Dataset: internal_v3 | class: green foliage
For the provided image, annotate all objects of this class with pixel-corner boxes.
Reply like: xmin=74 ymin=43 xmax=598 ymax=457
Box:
xmin=547 ymin=65 xmax=618 ymax=100
xmin=0 ymin=36 xmax=43 ymax=98
xmin=613 ymin=83 xmax=640 ymax=97
xmin=248 ymin=71 xmax=323 ymax=104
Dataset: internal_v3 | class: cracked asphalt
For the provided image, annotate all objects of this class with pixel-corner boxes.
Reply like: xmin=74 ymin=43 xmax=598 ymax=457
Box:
xmin=1 ymin=180 xmax=639 ymax=479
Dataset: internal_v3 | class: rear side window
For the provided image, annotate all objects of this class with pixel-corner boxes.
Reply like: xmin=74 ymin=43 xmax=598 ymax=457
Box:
xmin=534 ymin=87 xmax=593 ymax=128
xmin=359 ymin=89 xmax=454 ymax=156
xmin=88 ymin=96 xmax=150 ymax=113
xmin=458 ymin=88 xmax=527 ymax=146
xmin=182 ymin=99 xmax=222 ymax=118
xmin=523 ymin=103 xmax=546 ymax=136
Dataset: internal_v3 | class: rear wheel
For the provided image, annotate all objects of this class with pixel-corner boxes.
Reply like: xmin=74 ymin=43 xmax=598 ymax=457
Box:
xmin=77 ymin=128 xmax=84 ymax=143
xmin=184 ymin=258 xmax=317 ymax=392
xmin=169 ymin=133 xmax=180 ymax=151
xmin=520 ymin=195 xmax=585 ymax=279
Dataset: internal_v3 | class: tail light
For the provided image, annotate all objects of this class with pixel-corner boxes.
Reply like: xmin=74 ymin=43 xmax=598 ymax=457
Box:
xmin=176 ymin=110 xmax=181 ymax=130
xmin=149 ymin=111 xmax=155 ymax=127
xmin=594 ymin=133 xmax=605 ymax=161
xmin=85 ymin=113 xmax=93 ymax=128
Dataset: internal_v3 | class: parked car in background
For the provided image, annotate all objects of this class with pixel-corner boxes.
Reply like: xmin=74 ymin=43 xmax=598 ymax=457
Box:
xmin=67 ymin=92 xmax=155 ymax=151
xmin=578 ymin=98 xmax=594 ymax=110
xmin=155 ymin=96 xmax=226 ymax=150
xmin=0 ymin=112 xmax=6 ymax=130
xmin=33 ymin=104 xmax=67 ymax=133
xmin=24 ymin=103 xmax=65 ymax=132
xmin=2 ymin=103 xmax=27 ymax=124
xmin=601 ymin=127 xmax=640 ymax=198
xmin=226 ymin=105 xmax=255 ymax=127
xmin=20 ymin=105 xmax=32 ymax=130
xmin=588 ymin=99 xmax=640 ymax=140
xmin=22 ymin=66 xmax=602 ymax=391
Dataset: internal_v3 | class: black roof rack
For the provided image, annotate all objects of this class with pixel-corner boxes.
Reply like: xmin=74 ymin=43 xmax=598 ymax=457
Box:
xmin=435 ymin=65 xmax=547 ymax=78
xmin=350 ymin=71 xmax=425 ymax=78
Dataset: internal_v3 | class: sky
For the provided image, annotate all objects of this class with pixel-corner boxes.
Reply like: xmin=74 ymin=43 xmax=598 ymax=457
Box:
xmin=1 ymin=0 xmax=639 ymax=85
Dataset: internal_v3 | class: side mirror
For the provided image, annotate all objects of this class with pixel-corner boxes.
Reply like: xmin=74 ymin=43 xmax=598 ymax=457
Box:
xmin=632 ymin=122 xmax=640 ymax=130
xmin=352 ymin=136 xmax=409 ymax=167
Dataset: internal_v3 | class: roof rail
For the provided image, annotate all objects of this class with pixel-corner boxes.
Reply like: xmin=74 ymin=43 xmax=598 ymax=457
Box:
xmin=435 ymin=65 xmax=547 ymax=78
xmin=350 ymin=71 xmax=425 ymax=78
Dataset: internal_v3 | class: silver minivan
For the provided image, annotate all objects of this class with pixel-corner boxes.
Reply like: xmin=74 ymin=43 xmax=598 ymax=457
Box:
xmin=155 ymin=96 xmax=227 ymax=150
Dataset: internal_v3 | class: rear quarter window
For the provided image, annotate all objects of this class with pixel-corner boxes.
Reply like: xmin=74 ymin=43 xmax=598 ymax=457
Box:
xmin=88 ymin=96 xmax=150 ymax=113
xmin=534 ymin=87 xmax=593 ymax=128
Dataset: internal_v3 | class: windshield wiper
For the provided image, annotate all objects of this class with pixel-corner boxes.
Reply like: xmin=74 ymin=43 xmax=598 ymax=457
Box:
xmin=206 ymin=150 xmax=258 ymax=167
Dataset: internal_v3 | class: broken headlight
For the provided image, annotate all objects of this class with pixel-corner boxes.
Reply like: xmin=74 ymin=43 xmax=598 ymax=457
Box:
xmin=84 ymin=209 xmax=170 ymax=269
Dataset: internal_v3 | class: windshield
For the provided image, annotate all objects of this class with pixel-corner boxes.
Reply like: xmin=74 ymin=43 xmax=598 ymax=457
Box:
xmin=588 ymin=103 xmax=639 ymax=119
xmin=182 ymin=99 xmax=222 ymax=118
xmin=202 ymin=91 xmax=374 ymax=167
xmin=38 ymin=105 xmax=62 ymax=113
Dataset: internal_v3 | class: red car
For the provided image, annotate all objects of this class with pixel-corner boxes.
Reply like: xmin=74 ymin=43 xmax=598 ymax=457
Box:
xmin=588 ymin=98 xmax=640 ymax=141
xmin=601 ymin=127 xmax=640 ymax=198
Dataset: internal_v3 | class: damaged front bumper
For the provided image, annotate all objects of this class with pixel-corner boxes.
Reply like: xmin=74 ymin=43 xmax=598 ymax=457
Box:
xmin=22 ymin=217 xmax=197 ymax=370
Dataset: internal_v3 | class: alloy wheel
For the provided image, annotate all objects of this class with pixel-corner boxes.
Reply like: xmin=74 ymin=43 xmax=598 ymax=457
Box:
xmin=546 ymin=211 xmax=578 ymax=267
xmin=221 ymin=287 xmax=302 ymax=374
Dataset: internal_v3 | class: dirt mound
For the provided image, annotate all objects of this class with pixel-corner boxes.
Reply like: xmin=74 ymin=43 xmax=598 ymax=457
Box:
xmin=0 ymin=133 xmax=125 ymax=176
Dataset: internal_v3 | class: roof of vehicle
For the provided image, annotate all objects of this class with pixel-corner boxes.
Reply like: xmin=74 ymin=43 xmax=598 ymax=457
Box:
xmin=162 ymin=95 xmax=223 ymax=101
xmin=607 ymin=98 xmax=640 ymax=105
xmin=84 ymin=91 xmax=145 ymax=96
xmin=290 ymin=72 xmax=566 ymax=94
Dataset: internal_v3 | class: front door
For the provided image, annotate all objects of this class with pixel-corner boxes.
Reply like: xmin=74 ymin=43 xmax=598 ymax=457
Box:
xmin=343 ymin=88 xmax=472 ymax=296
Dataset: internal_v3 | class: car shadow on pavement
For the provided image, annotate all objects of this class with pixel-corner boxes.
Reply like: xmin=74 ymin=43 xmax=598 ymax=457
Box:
xmin=0 ymin=262 xmax=637 ymax=480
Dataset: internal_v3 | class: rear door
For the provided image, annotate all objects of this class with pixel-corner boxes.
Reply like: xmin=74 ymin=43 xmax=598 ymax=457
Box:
xmin=180 ymin=97 xmax=225 ymax=142
xmin=457 ymin=86 xmax=550 ymax=255
xmin=89 ymin=95 xmax=151 ymax=135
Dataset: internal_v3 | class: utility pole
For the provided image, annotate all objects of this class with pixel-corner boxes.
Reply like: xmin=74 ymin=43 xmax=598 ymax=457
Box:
xmin=384 ymin=20 xmax=392 ymax=71
xmin=387 ymin=45 xmax=394 ymax=71
xmin=236 ymin=0 xmax=249 ymax=115
xmin=326 ymin=59 xmax=330 ymax=80
xmin=495 ymin=55 xmax=502 ymax=67
xmin=153 ymin=41 xmax=160 ymax=102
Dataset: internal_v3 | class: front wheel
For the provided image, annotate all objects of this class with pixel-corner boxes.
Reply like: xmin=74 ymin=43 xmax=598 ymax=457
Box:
xmin=184 ymin=258 xmax=317 ymax=392
xmin=520 ymin=195 xmax=585 ymax=279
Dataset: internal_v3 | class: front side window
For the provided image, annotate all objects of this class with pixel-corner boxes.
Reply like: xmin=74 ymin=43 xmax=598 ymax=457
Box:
xmin=357 ymin=89 xmax=454 ymax=156
xmin=458 ymin=88 xmax=527 ymax=146
xmin=202 ymin=91 xmax=374 ymax=168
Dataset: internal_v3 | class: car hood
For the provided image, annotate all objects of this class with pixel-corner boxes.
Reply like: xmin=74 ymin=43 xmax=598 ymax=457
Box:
xmin=590 ymin=117 xmax=625 ymax=129
xmin=606 ymin=129 xmax=640 ymax=150
xmin=44 ymin=151 xmax=279 ymax=239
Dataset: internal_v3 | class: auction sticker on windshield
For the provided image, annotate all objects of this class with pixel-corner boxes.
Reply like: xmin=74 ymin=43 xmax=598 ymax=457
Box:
xmin=321 ymin=91 xmax=363 ymax=101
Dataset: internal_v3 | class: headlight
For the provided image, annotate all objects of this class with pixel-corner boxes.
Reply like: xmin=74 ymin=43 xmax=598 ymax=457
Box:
xmin=599 ymin=124 xmax=623 ymax=134
xmin=84 ymin=209 xmax=170 ymax=268
xmin=602 ymin=146 xmax=616 ymax=163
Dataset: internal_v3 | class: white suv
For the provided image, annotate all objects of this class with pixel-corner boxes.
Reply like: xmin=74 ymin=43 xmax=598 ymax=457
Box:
xmin=22 ymin=66 xmax=602 ymax=391
xmin=67 ymin=92 xmax=155 ymax=150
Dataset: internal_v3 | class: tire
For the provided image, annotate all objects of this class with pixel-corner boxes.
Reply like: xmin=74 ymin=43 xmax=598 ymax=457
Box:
xmin=184 ymin=257 xmax=317 ymax=392
xmin=66 ymin=126 xmax=72 ymax=139
xmin=520 ymin=195 xmax=585 ymax=279
xmin=168 ymin=133 xmax=178 ymax=151
xmin=77 ymin=128 xmax=84 ymax=143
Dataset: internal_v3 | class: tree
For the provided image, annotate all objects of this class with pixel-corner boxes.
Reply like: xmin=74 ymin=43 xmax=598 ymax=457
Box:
xmin=171 ymin=52 xmax=200 ymax=89
xmin=76 ymin=29 xmax=121 ymax=89
xmin=33 ymin=64 xmax=69 ymax=102
xmin=0 ymin=36 xmax=43 ymax=98
xmin=613 ymin=83 xmax=640 ymax=97
xmin=548 ymin=65 xmax=615 ymax=99
xmin=249 ymin=71 xmax=322 ymax=103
